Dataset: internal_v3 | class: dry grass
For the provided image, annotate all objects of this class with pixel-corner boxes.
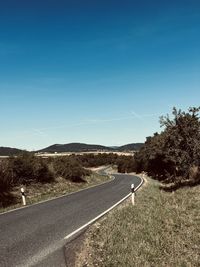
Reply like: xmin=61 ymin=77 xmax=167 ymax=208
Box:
xmin=0 ymin=172 xmax=111 ymax=213
xmin=78 ymin=177 xmax=200 ymax=267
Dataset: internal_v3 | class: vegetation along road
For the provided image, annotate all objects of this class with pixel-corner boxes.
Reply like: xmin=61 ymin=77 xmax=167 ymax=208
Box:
xmin=0 ymin=173 xmax=142 ymax=267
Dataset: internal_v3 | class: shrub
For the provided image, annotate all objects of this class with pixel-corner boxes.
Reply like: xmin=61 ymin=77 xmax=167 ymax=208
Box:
xmin=8 ymin=153 xmax=54 ymax=185
xmin=117 ymin=156 xmax=136 ymax=173
xmin=72 ymin=153 xmax=136 ymax=173
xmin=53 ymin=157 xmax=90 ymax=182
xmin=0 ymin=160 xmax=13 ymax=192
xmin=0 ymin=160 xmax=15 ymax=207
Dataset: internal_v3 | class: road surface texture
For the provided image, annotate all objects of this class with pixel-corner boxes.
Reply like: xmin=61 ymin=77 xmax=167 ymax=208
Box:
xmin=0 ymin=173 xmax=142 ymax=267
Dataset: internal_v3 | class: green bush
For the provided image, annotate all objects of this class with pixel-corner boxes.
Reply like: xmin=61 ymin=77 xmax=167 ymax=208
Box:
xmin=53 ymin=157 xmax=90 ymax=182
xmin=0 ymin=160 xmax=13 ymax=192
xmin=0 ymin=160 xmax=16 ymax=207
xmin=8 ymin=153 xmax=54 ymax=185
xmin=71 ymin=153 xmax=118 ymax=168
xmin=71 ymin=153 xmax=136 ymax=173
xmin=117 ymin=157 xmax=136 ymax=173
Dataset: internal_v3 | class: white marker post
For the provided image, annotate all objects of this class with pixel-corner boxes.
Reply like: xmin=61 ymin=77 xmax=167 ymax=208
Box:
xmin=21 ymin=187 xmax=26 ymax=206
xmin=131 ymin=184 xmax=135 ymax=205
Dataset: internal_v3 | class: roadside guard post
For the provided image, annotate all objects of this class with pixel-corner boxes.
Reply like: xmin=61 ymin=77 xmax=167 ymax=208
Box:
xmin=131 ymin=184 xmax=135 ymax=205
xmin=21 ymin=187 xmax=26 ymax=206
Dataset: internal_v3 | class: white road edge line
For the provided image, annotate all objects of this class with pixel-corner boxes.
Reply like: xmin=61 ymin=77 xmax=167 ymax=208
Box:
xmin=0 ymin=170 xmax=114 ymax=216
xmin=64 ymin=175 xmax=143 ymax=240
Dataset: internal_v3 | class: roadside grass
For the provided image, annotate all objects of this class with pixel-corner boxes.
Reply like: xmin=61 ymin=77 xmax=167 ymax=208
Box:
xmin=78 ymin=177 xmax=200 ymax=267
xmin=0 ymin=172 xmax=111 ymax=213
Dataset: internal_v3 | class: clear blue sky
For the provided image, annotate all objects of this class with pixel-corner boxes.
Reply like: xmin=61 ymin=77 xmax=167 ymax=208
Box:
xmin=0 ymin=0 xmax=200 ymax=150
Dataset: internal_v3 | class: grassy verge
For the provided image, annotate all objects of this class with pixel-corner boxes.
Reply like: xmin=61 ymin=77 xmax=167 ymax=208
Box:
xmin=77 ymin=176 xmax=200 ymax=267
xmin=0 ymin=172 xmax=111 ymax=213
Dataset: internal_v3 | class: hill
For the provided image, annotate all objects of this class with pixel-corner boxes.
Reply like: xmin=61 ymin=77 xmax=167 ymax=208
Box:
xmin=0 ymin=143 xmax=144 ymax=155
xmin=37 ymin=142 xmax=144 ymax=153
xmin=0 ymin=147 xmax=25 ymax=156
xmin=37 ymin=143 xmax=114 ymax=153
xmin=118 ymin=143 xmax=144 ymax=151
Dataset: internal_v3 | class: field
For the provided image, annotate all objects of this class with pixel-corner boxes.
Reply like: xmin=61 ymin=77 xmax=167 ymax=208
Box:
xmin=76 ymin=176 xmax=200 ymax=267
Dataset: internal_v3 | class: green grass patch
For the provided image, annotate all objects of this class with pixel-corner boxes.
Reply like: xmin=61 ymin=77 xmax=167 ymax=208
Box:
xmin=85 ymin=177 xmax=200 ymax=267
xmin=0 ymin=172 xmax=111 ymax=213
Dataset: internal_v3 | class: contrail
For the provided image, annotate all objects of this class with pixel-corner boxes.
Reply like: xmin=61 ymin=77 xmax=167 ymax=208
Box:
xmin=131 ymin=110 xmax=159 ymax=120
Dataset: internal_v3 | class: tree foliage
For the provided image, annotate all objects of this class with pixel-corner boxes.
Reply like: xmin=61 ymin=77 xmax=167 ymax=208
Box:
xmin=0 ymin=154 xmax=54 ymax=207
xmin=53 ymin=156 xmax=90 ymax=182
xmin=135 ymin=107 xmax=200 ymax=186
xmin=116 ymin=156 xmax=136 ymax=173
xmin=7 ymin=153 xmax=55 ymax=185
xmin=71 ymin=153 xmax=136 ymax=173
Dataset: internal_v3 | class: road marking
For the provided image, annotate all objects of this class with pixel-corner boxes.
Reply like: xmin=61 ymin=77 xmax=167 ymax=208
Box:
xmin=64 ymin=175 xmax=143 ymax=240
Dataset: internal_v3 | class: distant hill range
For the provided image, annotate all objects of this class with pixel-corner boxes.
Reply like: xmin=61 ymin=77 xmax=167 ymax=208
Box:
xmin=37 ymin=142 xmax=144 ymax=153
xmin=0 ymin=143 xmax=144 ymax=156
xmin=37 ymin=143 xmax=111 ymax=153
xmin=117 ymin=143 xmax=144 ymax=151
xmin=0 ymin=147 xmax=25 ymax=156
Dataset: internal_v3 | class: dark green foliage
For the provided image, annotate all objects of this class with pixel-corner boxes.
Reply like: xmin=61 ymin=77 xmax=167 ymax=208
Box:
xmin=7 ymin=153 xmax=54 ymax=185
xmin=72 ymin=153 xmax=136 ymax=174
xmin=0 ymin=160 xmax=13 ymax=191
xmin=0 ymin=154 xmax=54 ymax=206
xmin=0 ymin=147 xmax=25 ymax=156
xmin=53 ymin=157 xmax=90 ymax=182
xmin=0 ymin=160 xmax=15 ymax=207
xmin=73 ymin=153 xmax=119 ymax=168
xmin=135 ymin=107 xmax=200 ymax=187
xmin=117 ymin=156 xmax=136 ymax=173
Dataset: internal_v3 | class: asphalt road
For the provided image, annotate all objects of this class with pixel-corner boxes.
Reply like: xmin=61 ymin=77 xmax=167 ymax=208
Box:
xmin=0 ymin=173 xmax=142 ymax=267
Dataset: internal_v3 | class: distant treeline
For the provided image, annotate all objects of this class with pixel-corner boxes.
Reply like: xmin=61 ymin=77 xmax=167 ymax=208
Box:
xmin=68 ymin=153 xmax=135 ymax=173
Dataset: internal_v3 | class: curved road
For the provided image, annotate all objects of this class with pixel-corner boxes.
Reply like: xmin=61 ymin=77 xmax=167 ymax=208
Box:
xmin=0 ymin=173 xmax=142 ymax=267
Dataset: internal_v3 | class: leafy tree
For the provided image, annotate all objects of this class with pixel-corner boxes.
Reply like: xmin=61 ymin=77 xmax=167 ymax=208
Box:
xmin=117 ymin=156 xmax=136 ymax=173
xmin=135 ymin=107 xmax=200 ymax=186
xmin=53 ymin=157 xmax=90 ymax=182
xmin=8 ymin=153 xmax=54 ymax=185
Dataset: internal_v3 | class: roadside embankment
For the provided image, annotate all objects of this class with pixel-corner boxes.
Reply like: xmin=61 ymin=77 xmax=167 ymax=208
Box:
xmin=75 ymin=175 xmax=200 ymax=267
xmin=0 ymin=170 xmax=111 ymax=214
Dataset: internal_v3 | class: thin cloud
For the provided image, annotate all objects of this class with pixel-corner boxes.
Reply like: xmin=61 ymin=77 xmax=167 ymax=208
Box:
xmin=13 ymin=113 xmax=159 ymax=141
xmin=131 ymin=111 xmax=142 ymax=119
xmin=131 ymin=110 xmax=159 ymax=120
xmin=32 ymin=128 xmax=49 ymax=138
xmin=31 ymin=117 xmax=135 ymax=132
xmin=85 ymin=116 xmax=134 ymax=124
